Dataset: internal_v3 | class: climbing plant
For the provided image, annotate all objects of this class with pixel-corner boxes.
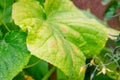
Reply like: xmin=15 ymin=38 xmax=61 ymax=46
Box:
xmin=0 ymin=0 xmax=119 ymax=80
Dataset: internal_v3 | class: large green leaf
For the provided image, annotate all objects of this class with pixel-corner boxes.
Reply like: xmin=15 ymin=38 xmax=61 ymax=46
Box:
xmin=0 ymin=31 xmax=30 ymax=80
xmin=12 ymin=0 xmax=108 ymax=79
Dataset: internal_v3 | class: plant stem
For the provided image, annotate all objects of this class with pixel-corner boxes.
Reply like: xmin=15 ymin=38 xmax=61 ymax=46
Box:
xmin=42 ymin=66 xmax=56 ymax=80
xmin=1 ymin=20 xmax=10 ymax=32
xmin=24 ymin=60 xmax=41 ymax=69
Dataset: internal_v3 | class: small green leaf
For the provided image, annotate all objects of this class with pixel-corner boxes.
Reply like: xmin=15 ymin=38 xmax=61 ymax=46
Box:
xmin=105 ymin=9 xmax=114 ymax=20
xmin=12 ymin=0 xmax=108 ymax=79
xmin=0 ymin=31 xmax=30 ymax=80
xmin=104 ymin=1 xmax=119 ymax=20
xmin=102 ymin=0 xmax=111 ymax=5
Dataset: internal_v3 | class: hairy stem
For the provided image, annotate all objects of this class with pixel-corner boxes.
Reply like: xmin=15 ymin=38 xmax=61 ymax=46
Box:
xmin=24 ymin=60 xmax=41 ymax=69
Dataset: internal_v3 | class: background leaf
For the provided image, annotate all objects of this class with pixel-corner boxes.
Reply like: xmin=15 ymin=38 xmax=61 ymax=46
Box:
xmin=0 ymin=0 xmax=14 ymax=23
xmin=0 ymin=31 xmax=30 ymax=80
